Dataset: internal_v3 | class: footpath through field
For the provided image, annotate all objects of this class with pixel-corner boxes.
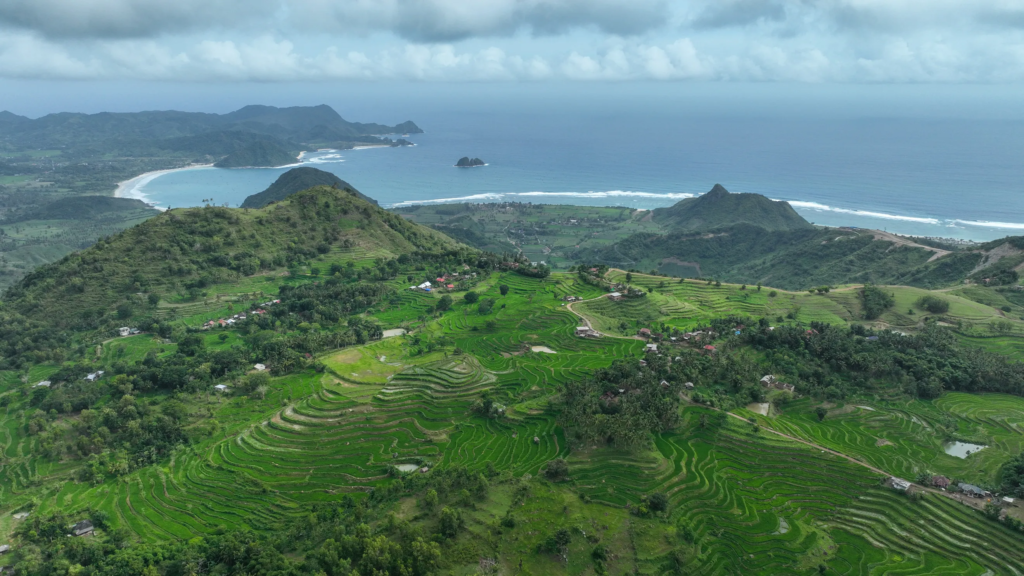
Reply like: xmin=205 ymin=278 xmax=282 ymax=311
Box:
xmin=714 ymin=405 xmax=989 ymax=512
xmin=564 ymin=294 xmax=643 ymax=340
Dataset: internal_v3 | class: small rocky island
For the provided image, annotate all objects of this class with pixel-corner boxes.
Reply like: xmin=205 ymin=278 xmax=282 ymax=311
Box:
xmin=456 ymin=157 xmax=485 ymax=167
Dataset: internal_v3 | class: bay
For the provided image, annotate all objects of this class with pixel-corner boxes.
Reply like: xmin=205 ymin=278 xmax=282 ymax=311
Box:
xmin=128 ymin=95 xmax=1024 ymax=242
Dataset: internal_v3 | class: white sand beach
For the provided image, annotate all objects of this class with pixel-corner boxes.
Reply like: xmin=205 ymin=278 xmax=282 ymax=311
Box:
xmin=114 ymin=164 xmax=214 ymax=206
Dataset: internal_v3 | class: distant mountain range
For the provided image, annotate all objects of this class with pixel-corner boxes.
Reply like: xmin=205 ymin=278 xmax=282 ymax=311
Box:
xmin=0 ymin=104 xmax=421 ymax=164
xmin=241 ymin=167 xmax=377 ymax=208
xmin=651 ymin=184 xmax=812 ymax=232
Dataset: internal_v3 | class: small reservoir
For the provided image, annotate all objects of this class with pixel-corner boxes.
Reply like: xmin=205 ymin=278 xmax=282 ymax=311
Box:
xmin=943 ymin=441 xmax=986 ymax=459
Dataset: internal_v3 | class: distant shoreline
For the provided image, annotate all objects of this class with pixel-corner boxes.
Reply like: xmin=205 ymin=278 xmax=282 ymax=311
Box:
xmin=114 ymin=164 xmax=214 ymax=207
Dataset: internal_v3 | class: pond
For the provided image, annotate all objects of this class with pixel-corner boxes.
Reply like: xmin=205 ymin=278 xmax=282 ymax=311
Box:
xmin=747 ymin=403 xmax=770 ymax=416
xmin=395 ymin=464 xmax=420 ymax=472
xmin=382 ymin=328 xmax=407 ymax=338
xmin=943 ymin=441 xmax=987 ymax=459
xmin=531 ymin=346 xmax=557 ymax=354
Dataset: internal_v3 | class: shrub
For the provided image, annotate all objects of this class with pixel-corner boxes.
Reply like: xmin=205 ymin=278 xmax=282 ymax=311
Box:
xmin=917 ymin=295 xmax=950 ymax=314
xmin=815 ymin=406 xmax=828 ymax=421
xmin=544 ymin=458 xmax=569 ymax=481
xmin=861 ymin=285 xmax=894 ymax=320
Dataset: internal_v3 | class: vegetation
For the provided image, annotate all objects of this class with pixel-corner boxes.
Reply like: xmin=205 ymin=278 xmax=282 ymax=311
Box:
xmin=212 ymin=139 xmax=297 ymax=168
xmin=861 ymin=285 xmax=895 ymax=319
xmin=241 ymin=167 xmax=375 ymax=209
xmin=0 ymin=186 xmax=1024 ymax=573
xmin=651 ymin=183 xmax=814 ymax=232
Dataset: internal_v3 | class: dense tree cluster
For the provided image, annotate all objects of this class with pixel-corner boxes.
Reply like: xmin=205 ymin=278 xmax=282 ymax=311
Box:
xmin=559 ymin=357 xmax=681 ymax=450
xmin=860 ymin=285 xmax=895 ymax=319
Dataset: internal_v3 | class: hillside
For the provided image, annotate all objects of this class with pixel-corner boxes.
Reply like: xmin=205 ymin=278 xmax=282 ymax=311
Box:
xmin=579 ymin=224 xmax=988 ymax=289
xmin=240 ymin=167 xmax=377 ymax=208
xmin=213 ymin=140 xmax=297 ymax=168
xmin=2 ymin=185 xmax=462 ymax=335
xmin=0 ymin=104 xmax=422 ymax=152
xmin=652 ymin=184 xmax=813 ymax=232
xmin=7 ymin=196 xmax=157 ymax=223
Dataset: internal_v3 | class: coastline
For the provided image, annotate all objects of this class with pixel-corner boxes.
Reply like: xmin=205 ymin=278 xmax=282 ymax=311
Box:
xmin=114 ymin=164 xmax=214 ymax=206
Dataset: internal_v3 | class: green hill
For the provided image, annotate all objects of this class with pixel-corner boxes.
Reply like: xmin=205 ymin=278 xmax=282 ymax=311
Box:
xmin=652 ymin=184 xmax=813 ymax=232
xmin=8 ymin=196 xmax=158 ymax=223
xmin=2 ymin=185 xmax=462 ymax=334
xmin=240 ymin=167 xmax=377 ymax=208
xmin=213 ymin=140 xmax=297 ymax=168
xmin=578 ymin=223 xmax=995 ymax=289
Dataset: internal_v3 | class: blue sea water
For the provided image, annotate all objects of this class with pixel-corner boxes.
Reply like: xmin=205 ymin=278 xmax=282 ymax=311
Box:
xmin=129 ymin=90 xmax=1024 ymax=242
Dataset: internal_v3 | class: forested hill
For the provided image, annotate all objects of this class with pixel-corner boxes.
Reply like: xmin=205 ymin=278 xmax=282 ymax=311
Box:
xmin=1 ymin=185 xmax=462 ymax=338
xmin=213 ymin=140 xmax=297 ymax=168
xmin=652 ymin=184 xmax=813 ymax=232
xmin=241 ymin=167 xmax=376 ymax=208
xmin=577 ymin=224 xmax=987 ymax=290
xmin=0 ymin=104 xmax=420 ymax=158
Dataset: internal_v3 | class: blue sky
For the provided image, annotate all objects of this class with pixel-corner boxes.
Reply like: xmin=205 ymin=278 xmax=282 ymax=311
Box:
xmin=1 ymin=0 xmax=1024 ymax=86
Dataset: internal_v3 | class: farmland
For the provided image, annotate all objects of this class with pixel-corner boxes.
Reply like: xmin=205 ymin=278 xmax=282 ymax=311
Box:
xmin=2 ymin=216 xmax=1024 ymax=573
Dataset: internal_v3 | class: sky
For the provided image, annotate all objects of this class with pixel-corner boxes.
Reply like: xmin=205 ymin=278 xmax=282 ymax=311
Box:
xmin=1 ymin=0 xmax=1024 ymax=90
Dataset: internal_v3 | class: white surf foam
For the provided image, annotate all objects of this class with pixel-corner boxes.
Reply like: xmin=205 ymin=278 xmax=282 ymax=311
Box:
xmin=954 ymin=219 xmax=1024 ymax=230
xmin=391 ymin=193 xmax=507 ymax=206
xmin=784 ymin=200 xmax=941 ymax=225
xmin=516 ymin=190 xmax=694 ymax=200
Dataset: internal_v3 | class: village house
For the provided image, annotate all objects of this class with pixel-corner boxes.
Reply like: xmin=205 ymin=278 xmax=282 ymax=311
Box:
xmin=1003 ymin=496 xmax=1016 ymax=507
xmin=608 ymin=292 xmax=623 ymax=301
xmin=645 ymin=343 xmax=658 ymax=353
xmin=214 ymin=384 xmax=229 ymax=393
xmin=684 ymin=382 xmax=695 ymax=390
xmin=118 ymin=326 xmax=131 ymax=337
xmin=959 ymin=483 xmax=989 ymax=498
xmin=0 ymin=544 xmax=9 ymax=554
xmin=760 ymin=375 xmax=776 ymax=387
xmin=931 ymin=475 xmax=951 ymax=489
xmin=70 ymin=520 xmax=94 ymax=537
xmin=639 ymin=328 xmax=652 ymax=338
xmin=575 ymin=326 xmax=601 ymax=338
xmin=84 ymin=371 xmax=104 ymax=382
xmin=703 ymin=345 xmax=716 ymax=354
xmin=254 ymin=363 xmax=267 ymax=371
xmin=33 ymin=380 xmax=50 ymax=388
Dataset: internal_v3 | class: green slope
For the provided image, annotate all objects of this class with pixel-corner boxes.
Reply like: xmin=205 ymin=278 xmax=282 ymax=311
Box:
xmin=240 ymin=167 xmax=377 ymax=208
xmin=8 ymin=196 xmax=158 ymax=223
xmin=2 ymin=185 xmax=462 ymax=334
xmin=213 ymin=140 xmax=297 ymax=168
xmin=652 ymin=183 xmax=813 ymax=232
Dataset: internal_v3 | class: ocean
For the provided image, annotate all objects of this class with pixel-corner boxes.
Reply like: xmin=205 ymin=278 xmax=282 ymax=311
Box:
xmin=124 ymin=86 xmax=1024 ymax=242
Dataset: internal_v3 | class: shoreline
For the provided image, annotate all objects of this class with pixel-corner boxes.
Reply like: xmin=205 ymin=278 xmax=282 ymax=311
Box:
xmin=114 ymin=163 xmax=214 ymax=207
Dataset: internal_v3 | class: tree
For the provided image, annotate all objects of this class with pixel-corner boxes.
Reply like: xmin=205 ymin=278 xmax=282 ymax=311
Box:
xmin=439 ymin=507 xmax=463 ymax=539
xmin=464 ymin=291 xmax=479 ymax=304
xmin=436 ymin=295 xmax=453 ymax=312
xmin=648 ymin=492 xmax=669 ymax=512
xmin=423 ymin=489 xmax=439 ymax=510
xmin=626 ymin=272 xmax=633 ymax=283
xmin=478 ymin=298 xmax=495 ymax=315
xmin=544 ymin=458 xmax=569 ymax=481
xmin=815 ymin=406 xmax=828 ymax=421
xmin=499 ymin=284 xmax=509 ymax=296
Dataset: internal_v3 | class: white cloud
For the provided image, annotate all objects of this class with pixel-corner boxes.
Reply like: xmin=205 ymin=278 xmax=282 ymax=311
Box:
xmin=0 ymin=0 xmax=668 ymax=41
xmin=1 ymin=0 xmax=1024 ymax=83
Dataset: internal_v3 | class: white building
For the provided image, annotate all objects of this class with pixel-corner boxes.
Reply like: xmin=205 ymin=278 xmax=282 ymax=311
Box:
xmin=118 ymin=327 xmax=131 ymax=337
xmin=214 ymin=384 xmax=229 ymax=392
xmin=254 ymin=363 xmax=267 ymax=371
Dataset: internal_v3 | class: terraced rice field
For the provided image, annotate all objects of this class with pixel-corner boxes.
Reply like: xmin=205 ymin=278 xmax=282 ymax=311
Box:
xmin=737 ymin=393 xmax=1024 ymax=485
xmin=5 ymin=269 xmax=1024 ymax=574
xmin=570 ymin=407 xmax=1024 ymax=574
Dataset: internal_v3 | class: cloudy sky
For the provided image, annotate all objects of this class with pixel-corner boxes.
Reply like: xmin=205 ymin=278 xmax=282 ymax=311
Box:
xmin=1 ymin=0 xmax=1023 ymax=85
